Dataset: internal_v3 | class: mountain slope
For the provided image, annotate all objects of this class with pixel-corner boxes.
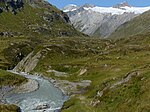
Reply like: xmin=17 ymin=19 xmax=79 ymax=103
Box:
xmin=63 ymin=2 xmax=150 ymax=38
xmin=0 ymin=0 xmax=85 ymax=70
xmin=108 ymin=10 xmax=150 ymax=39
xmin=0 ymin=0 xmax=85 ymax=68
xmin=0 ymin=1 xmax=84 ymax=110
xmin=0 ymin=0 xmax=83 ymax=37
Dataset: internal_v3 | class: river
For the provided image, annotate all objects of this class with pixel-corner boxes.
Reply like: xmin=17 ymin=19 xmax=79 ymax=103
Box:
xmin=5 ymin=71 xmax=68 ymax=112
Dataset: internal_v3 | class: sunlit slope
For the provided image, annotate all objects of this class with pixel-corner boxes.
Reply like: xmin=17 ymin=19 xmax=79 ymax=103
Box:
xmin=109 ymin=10 xmax=150 ymax=39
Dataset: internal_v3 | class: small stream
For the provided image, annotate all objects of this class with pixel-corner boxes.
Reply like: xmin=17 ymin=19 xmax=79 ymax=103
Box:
xmin=5 ymin=71 xmax=68 ymax=112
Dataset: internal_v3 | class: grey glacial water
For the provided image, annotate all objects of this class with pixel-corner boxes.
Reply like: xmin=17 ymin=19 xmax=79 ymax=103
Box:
xmin=5 ymin=71 xmax=68 ymax=112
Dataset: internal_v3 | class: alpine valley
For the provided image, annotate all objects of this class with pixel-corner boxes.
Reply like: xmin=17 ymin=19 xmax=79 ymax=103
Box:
xmin=0 ymin=0 xmax=150 ymax=112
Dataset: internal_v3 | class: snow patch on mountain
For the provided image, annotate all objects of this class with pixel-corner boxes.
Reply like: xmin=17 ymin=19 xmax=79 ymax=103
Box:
xmin=63 ymin=4 xmax=78 ymax=12
xmin=64 ymin=4 xmax=150 ymax=15
xmin=84 ymin=6 xmax=150 ymax=15
xmin=62 ymin=3 xmax=150 ymax=38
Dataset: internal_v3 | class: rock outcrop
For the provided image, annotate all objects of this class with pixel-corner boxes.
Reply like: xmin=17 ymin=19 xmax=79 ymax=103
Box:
xmin=13 ymin=51 xmax=41 ymax=73
xmin=0 ymin=0 xmax=24 ymax=14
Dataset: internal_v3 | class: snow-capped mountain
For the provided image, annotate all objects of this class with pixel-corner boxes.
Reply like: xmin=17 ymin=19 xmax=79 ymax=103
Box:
xmin=63 ymin=2 xmax=150 ymax=38
xmin=63 ymin=4 xmax=78 ymax=12
xmin=83 ymin=6 xmax=150 ymax=15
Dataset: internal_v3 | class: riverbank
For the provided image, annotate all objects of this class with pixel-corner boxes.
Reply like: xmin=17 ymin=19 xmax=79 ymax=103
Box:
xmin=0 ymin=79 xmax=39 ymax=105
xmin=0 ymin=104 xmax=21 ymax=112
xmin=40 ymin=74 xmax=91 ymax=96
xmin=0 ymin=86 xmax=14 ymax=104
xmin=3 ymin=71 xmax=67 ymax=112
xmin=13 ymin=79 xmax=39 ymax=93
xmin=0 ymin=70 xmax=28 ymax=104
xmin=0 ymin=70 xmax=28 ymax=112
xmin=1 ymin=70 xmax=91 ymax=112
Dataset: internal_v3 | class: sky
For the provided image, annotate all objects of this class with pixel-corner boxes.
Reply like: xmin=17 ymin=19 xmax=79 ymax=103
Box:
xmin=47 ymin=0 xmax=150 ymax=8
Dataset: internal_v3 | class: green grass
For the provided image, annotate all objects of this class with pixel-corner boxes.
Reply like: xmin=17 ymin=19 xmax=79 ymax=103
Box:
xmin=0 ymin=37 xmax=34 ymax=69
xmin=109 ymin=10 xmax=150 ymax=39
xmin=28 ymin=34 xmax=150 ymax=112
xmin=0 ymin=69 xmax=27 ymax=86
xmin=0 ymin=2 xmax=83 ymax=38
xmin=0 ymin=104 xmax=20 ymax=112
xmin=0 ymin=33 xmax=149 ymax=112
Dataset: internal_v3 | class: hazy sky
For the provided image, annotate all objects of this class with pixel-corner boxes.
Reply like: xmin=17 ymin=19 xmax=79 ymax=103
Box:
xmin=48 ymin=0 xmax=150 ymax=8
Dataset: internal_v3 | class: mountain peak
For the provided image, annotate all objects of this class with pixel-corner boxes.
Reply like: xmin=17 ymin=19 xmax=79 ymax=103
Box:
xmin=63 ymin=4 xmax=78 ymax=12
xmin=113 ymin=1 xmax=131 ymax=8
xmin=82 ymin=4 xmax=95 ymax=8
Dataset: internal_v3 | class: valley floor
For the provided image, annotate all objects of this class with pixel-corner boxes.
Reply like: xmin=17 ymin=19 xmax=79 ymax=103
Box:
xmin=0 ymin=34 xmax=150 ymax=112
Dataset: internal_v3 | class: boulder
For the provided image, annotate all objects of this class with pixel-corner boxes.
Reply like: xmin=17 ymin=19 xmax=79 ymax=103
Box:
xmin=34 ymin=104 xmax=50 ymax=110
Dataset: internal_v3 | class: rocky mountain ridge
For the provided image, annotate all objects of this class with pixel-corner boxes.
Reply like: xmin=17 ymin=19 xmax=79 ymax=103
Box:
xmin=63 ymin=2 xmax=150 ymax=38
xmin=112 ymin=1 xmax=131 ymax=8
